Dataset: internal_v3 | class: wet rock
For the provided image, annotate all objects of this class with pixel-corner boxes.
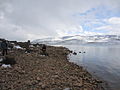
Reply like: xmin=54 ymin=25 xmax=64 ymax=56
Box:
xmin=52 ymin=75 xmax=59 ymax=78
xmin=95 ymin=80 xmax=103 ymax=83
xmin=70 ymin=50 xmax=73 ymax=53
xmin=73 ymin=52 xmax=77 ymax=55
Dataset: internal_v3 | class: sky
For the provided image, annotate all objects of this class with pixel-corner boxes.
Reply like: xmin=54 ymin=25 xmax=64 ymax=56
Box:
xmin=0 ymin=0 xmax=120 ymax=41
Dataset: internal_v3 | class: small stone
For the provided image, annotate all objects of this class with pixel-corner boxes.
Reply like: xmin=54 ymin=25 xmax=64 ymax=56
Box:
xmin=74 ymin=82 xmax=83 ymax=87
xmin=36 ymin=77 xmax=41 ymax=81
xmin=41 ymin=84 xmax=46 ymax=89
xmin=73 ymin=52 xmax=77 ymax=55
xmin=96 ymin=80 xmax=102 ymax=83
xmin=64 ymin=88 xmax=70 ymax=90
xmin=38 ymin=82 xmax=42 ymax=86
xmin=52 ymin=75 xmax=59 ymax=78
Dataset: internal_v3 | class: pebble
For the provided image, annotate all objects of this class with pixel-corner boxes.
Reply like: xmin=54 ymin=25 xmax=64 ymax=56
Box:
xmin=64 ymin=88 xmax=70 ymax=90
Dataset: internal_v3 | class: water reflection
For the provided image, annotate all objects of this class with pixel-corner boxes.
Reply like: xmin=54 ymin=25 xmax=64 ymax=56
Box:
xmin=64 ymin=45 xmax=120 ymax=90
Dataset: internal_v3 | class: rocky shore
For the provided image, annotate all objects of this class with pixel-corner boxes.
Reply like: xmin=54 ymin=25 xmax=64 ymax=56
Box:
xmin=0 ymin=45 xmax=104 ymax=90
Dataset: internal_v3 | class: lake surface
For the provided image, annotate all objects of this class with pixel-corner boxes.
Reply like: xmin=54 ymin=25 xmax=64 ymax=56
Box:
xmin=62 ymin=44 xmax=120 ymax=90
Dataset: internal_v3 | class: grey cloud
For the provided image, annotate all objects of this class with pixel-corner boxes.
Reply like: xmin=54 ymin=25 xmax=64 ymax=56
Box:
xmin=0 ymin=0 xmax=120 ymax=41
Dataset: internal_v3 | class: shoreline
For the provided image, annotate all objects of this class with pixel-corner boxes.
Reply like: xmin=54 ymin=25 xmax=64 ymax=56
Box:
xmin=0 ymin=45 xmax=104 ymax=90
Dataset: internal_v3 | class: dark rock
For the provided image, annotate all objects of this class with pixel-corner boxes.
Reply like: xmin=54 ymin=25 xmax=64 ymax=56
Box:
xmin=70 ymin=50 xmax=73 ymax=53
xmin=73 ymin=52 xmax=77 ymax=55
xmin=1 ymin=55 xmax=16 ymax=65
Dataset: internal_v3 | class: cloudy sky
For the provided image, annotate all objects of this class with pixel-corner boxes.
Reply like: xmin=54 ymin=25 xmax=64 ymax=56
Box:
xmin=0 ymin=0 xmax=120 ymax=41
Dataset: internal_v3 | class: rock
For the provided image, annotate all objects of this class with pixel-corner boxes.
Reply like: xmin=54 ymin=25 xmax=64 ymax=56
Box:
xmin=36 ymin=77 xmax=41 ymax=81
xmin=70 ymin=50 xmax=73 ymax=53
xmin=64 ymin=88 xmax=70 ymax=90
xmin=73 ymin=52 xmax=77 ymax=55
xmin=18 ymin=70 xmax=26 ymax=74
xmin=96 ymin=80 xmax=103 ymax=83
xmin=52 ymin=75 xmax=59 ymax=78
xmin=74 ymin=82 xmax=83 ymax=87
xmin=41 ymin=84 xmax=46 ymax=89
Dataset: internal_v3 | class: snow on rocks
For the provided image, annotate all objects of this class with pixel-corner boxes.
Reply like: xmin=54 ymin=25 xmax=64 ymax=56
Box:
xmin=1 ymin=64 xmax=11 ymax=68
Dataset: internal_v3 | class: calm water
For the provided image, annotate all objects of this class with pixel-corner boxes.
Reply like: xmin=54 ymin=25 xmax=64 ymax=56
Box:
xmin=63 ymin=44 xmax=120 ymax=90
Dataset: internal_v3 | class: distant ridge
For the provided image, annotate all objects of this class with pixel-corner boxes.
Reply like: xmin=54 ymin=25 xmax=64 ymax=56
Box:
xmin=32 ymin=35 xmax=120 ymax=45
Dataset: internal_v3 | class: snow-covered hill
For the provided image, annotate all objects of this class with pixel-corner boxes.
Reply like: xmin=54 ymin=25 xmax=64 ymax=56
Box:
xmin=32 ymin=35 xmax=120 ymax=45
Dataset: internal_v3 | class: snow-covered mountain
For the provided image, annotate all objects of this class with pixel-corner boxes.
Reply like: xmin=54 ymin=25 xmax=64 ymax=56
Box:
xmin=32 ymin=35 xmax=120 ymax=45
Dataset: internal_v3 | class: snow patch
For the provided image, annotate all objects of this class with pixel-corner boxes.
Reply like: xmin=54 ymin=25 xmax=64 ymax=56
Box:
xmin=1 ymin=64 xmax=11 ymax=68
xmin=14 ymin=45 xmax=23 ymax=49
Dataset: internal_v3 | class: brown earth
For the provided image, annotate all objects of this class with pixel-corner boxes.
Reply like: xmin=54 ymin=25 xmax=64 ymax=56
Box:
xmin=0 ymin=46 xmax=104 ymax=90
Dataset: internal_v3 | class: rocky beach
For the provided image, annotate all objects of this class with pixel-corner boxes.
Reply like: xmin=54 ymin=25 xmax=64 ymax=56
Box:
xmin=0 ymin=45 xmax=104 ymax=90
